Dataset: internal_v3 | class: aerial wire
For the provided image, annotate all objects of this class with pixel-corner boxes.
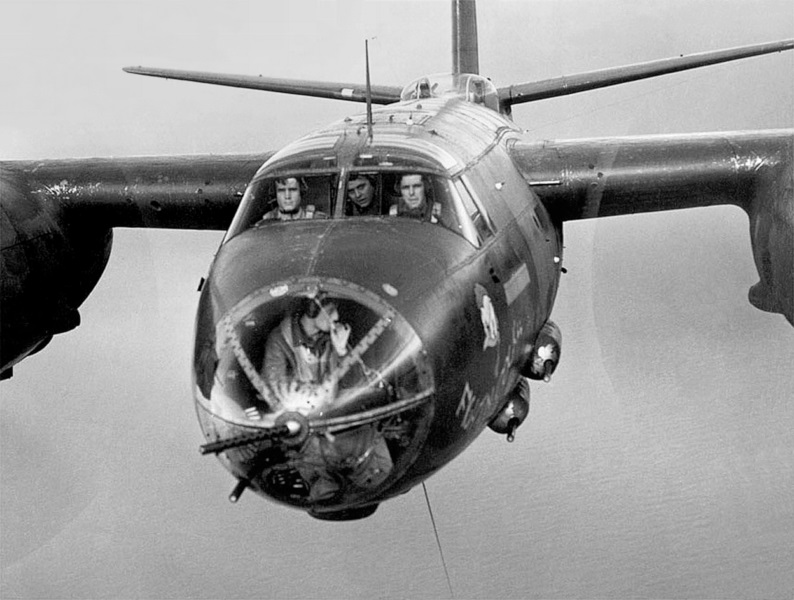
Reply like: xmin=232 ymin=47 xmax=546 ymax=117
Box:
xmin=422 ymin=481 xmax=455 ymax=599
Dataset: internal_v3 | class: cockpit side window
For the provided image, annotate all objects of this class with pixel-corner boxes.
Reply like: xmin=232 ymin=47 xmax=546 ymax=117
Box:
xmin=455 ymin=176 xmax=495 ymax=243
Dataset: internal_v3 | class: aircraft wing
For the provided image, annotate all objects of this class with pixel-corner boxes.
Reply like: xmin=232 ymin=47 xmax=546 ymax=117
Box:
xmin=1 ymin=152 xmax=273 ymax=375
xmin=509 ymin=129 xmax=794 ymax=324
xmin=1 ymin=152 xmax=272 ymax=230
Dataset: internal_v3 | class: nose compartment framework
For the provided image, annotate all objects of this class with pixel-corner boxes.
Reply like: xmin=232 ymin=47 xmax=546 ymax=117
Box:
xmin=194 ymin=277 xmax=435 ymax=513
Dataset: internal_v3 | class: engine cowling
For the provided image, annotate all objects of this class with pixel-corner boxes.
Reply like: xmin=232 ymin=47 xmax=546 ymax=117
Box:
xmin=0 ymin=164 xmax=112 ymax=376
xmin=489 ymin=377 xmax=530 ymax=442
xmin=745 ymin=137 xmax=794 ymax=326
xmin=521 ymin=320 xmax=562 ymax=382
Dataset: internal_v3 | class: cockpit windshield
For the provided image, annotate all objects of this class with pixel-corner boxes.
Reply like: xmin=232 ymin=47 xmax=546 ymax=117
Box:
xmin=227 ymin=168 xmax=482 ymax=246
xmin=400 ymin=73 xmax=499 ymax=112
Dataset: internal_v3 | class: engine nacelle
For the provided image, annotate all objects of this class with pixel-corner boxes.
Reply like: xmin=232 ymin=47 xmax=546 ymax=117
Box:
xmin=744 ymin=136 xmax=794 ymax=326
xmin=521 ymin=320 xmax=562 ymax=382
xmin=0 ymin=164 xmax=112 ymax=376
xmin=489 ymin=377 xmax=530 ymax=442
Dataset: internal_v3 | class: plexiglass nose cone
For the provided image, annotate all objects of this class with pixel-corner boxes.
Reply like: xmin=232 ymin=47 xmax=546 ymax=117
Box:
xmin=194 ymin=277 xmax=434 ymax=515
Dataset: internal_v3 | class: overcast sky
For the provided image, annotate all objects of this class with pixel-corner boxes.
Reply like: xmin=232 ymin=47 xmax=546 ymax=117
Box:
xmin=1 ymin=1 xmax=793 ymax=598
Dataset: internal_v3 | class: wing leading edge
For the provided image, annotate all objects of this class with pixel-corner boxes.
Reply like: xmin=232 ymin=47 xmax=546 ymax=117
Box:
xmin=122 ymin=67 xmax=404 ymax=106
xmin=509 ymin=130 xmax=794 ymax=324
xmin=497 ymin=40 xmax=793 ymax=109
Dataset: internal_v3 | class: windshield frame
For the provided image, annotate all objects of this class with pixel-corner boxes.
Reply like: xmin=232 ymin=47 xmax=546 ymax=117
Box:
xmin=224 ymin=138 xmax=482 ymax=247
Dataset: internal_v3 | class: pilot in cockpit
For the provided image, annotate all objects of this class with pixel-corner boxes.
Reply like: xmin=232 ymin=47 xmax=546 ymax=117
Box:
xmin=259 ymin=176 xmax=326 ymax=222
xmin=390 ymin=173 xmax=440 ymax=223
xmin=345 ymin=174 xmax=379 ymax=216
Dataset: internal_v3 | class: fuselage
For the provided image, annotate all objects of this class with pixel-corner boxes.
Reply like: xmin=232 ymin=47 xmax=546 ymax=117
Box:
xmin=193 ymin=95 xmax=563 ymax=519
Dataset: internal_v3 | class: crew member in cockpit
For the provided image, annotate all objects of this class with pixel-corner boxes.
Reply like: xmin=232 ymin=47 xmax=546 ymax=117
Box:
xmin=390 ymin=173 xmax=439 ymax=223
xmin=345 ymin=174 xmax=379 ymax=216
xmin=260 ymin=177 xmax=324 ymax=221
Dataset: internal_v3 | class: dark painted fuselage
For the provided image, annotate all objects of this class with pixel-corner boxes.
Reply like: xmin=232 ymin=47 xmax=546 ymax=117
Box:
xmin=193 ymin=96 xmax=563 ymax=518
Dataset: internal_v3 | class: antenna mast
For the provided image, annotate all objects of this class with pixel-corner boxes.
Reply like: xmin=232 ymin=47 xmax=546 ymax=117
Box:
xmin=365 ymin=39 xmax=374 ymax=141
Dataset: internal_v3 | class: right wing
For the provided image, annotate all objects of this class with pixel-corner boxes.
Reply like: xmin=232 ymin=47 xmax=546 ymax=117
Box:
xmin=509 ymin=130 xmax=794 ymax=325
xmin=0 ymin=152 xmax=271 ymax=376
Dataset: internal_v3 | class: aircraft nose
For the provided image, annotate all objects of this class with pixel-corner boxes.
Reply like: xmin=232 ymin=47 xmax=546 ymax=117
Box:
xmin=193 ymin=222 xmax=442 ymax=516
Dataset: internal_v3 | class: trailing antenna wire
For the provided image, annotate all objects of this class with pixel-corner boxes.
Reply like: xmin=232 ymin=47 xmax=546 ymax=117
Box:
xmin=422 ymin=481 xmax=455 ymax=599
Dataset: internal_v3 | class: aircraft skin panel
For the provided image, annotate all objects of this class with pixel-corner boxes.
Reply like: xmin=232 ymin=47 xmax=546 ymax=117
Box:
xmin=509 ymin=129 xmax=794 ymax=324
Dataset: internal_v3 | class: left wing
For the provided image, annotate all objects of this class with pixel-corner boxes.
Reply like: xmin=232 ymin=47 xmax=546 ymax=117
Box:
xmin=497 ymin=40 xmax=793 ymax=109
xmin=509 ymin=130 xmax=794 ymax=324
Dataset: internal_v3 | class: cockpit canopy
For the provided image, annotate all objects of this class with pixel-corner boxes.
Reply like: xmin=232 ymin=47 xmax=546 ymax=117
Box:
xmin=400 ymin=73 xmax=499 ymax=112
xmin=226 ymin=167 xmax=486 ymax=248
